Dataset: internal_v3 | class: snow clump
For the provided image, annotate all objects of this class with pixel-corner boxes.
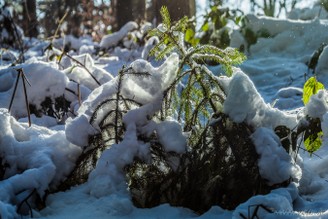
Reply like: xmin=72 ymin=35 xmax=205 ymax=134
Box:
xmin=100 ymin=21 xmax=138 ymax=49
xmin=251 ymin=127 xmax=301 ymax=185
xmin=66 ymin=53 xmax=179 ymax=147
xmin=222 ymin=69 xmax=297 ymax=129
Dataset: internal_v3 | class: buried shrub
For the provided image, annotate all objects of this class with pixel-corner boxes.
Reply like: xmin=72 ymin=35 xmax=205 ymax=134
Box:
xmin=124 ymin=7 xmax=328 ymax=213
xmin=125 ymin=7 xmax=292 ymax=213
xmin=59 ymin=5 xmax=245 ymax=191
xmin=58 ymin=6 xmax=319 ymax=215
xmin=125 ymin=113 xmax=290 ymax=213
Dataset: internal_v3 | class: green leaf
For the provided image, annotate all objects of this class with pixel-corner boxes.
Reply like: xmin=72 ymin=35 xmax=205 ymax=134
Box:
xmin=185 ymin=28 xmax=199 ymax=46
xmin=235 ymin=16 xmax=242 ymax=25
xmin=303 ymin=77 xmax=325 ymax=105
xmin=304 ymin=131 xmax=323 ymax=154
xmin=185 ymin=28 xmax=195 ymax=42
xmin=201 ymin=22 xmax=209 ymax=32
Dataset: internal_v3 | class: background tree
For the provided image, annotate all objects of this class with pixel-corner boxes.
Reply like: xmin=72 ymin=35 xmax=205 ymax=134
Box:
xmin=22 ymin=0 xmax=38 ymax=38
xmin=38 ymin=0 xmax=82 ymax=37
xmin=112 ymin=0 xmax=196 ymax=30
xmin=111 ymin=0 xmax=146 ymax=31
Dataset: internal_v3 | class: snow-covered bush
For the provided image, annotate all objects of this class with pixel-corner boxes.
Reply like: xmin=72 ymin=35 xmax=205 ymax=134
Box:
xmin=56 ymin=7 xmax=307 ymax=215
xmin=0 ymin=61 xmax=71 ymax=121
xmin=0 ymin=109 xmax=81 ymax=217
xmin=2 ymin=4 xmax=328 ymax=218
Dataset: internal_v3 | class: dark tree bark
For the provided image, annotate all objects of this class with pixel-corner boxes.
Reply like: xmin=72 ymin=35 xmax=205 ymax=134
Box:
xmin=133 ymin=0 xmax=146 ymax=23
xmin=22 ymin=0 xmax=38 ymax=38
xmin=112 ymin=0 xmax=146 ymax=30
xmin=117 ymin=0 xmax=134 ymax=29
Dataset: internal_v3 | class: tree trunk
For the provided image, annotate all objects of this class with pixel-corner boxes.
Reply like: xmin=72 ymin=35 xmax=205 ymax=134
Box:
xmin=113 ymin=0 xmax=146 ymax=30
xmin=22 ymin=0 xmax=38 ymax=38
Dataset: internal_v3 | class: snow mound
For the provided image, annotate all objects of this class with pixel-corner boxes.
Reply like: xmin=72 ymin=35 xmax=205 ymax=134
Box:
xmin=251 ymin=127 xmax=301 ymax=185
xmin=0 ymin=109 xmax=81 ymax=218
xmin=0 ymin=61 xmax=68 ymax=118
xmin=273 ymin=87 xmax=303 ymax=110
xmin=62 ymin=53 xmax=114 ymax=90
xmin=156 ymin=120 xmax=187 ymax=153
xmin=222 ymin=69 xmax=297 ymax=129
xmin=66 ymin=53 xmax=179 ymax=147
xmin=234 ymin=183 xmax=299 ymax=219
xmin=244 ymin=15 xmax=328 ymax=58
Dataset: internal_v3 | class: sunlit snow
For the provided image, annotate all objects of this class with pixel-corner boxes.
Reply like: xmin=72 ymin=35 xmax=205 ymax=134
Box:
xmin=1 ymin=2 xmax=328 ymax=219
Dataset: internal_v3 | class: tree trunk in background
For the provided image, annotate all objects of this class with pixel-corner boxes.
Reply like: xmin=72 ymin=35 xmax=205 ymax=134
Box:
xmin=153 ymin=0 xmax=196 ymax=24
xmin=113 ymin=0 xmax=146 ymax=31
xmin=117 ymin=0 xmax=134 ymax=29
xmin=22 ymin=0 xmax=38 ymax=38
xmin=133 ymin=0 xmax=146 ymax=23
xmin=65 ymin=0 xmax=82 ymax=37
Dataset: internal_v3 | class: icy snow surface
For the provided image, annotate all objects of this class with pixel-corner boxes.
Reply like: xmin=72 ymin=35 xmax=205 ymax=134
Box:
xmin=1 ymin=4 xmax=328 ymax=219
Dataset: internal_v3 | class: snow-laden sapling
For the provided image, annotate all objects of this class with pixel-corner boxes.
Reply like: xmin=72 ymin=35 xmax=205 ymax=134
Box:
xmin=58 ymin=66 xmax=146 ymax=190
xmin=125 ymin=6 xmax=291 ymax=213
xmin=148 ymin=6 xmax=245 ymax=139
xmin=89 ymin=66 xmax=146 ymax=145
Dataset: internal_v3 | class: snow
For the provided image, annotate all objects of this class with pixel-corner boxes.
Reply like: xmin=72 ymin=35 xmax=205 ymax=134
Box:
xmin=62 ymin=53 xmax=114 ymax=90
xmin=245 ymin=15 xmax=328 ymax=58
xmin=251 ymin=127 xmax=301 ymax=185
xmin=0 ymin=61 xmax=68 ymax=118
xmin=316 ymin=45 xmax=328 ymax=74
xmin=66 ymin=53 xmax=179 ymax=147
xmin=222 ymin=70 xmax=297 ymax=129
xmin=0 ymin=109 xmax=81 ymax=218
xmin=141 ymin=36 xmax=159 ymax=60
xmin=156 ymin=120 xmax=187 ymax=154
xmin=288 ymin=4 xmax=328 ymax=20
xmin=100 ymin=21 xmax=138 ymax=49
xmin=305 ymin=90 xmax=328 ymax=119
xmin=233 ymin=183 xmax=298 ymax=219
xmin=2 ymin=4 xmax=328 ymax=219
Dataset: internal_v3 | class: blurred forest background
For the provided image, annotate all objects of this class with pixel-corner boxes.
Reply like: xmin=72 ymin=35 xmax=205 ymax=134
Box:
xmin=1 ymin=0 xmax=313 ymax=42
xmin=0 ymin=0 xmax=200 ymax=41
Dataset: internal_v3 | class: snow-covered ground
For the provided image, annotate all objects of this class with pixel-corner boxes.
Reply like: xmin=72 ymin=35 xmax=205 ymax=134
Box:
xmin=1 ymin=3 xmax=328 ymax=219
